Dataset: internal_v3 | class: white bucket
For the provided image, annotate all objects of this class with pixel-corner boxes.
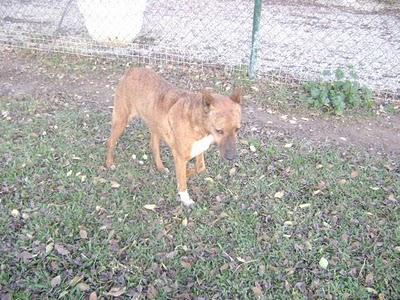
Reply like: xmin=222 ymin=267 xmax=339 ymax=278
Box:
xmin=77 ymin=0 xmax=147 ymax=46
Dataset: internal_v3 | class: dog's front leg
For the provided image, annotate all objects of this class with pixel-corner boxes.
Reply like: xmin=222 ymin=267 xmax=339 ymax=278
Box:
xmin=174 ymin=154 xmax=194 ymax=207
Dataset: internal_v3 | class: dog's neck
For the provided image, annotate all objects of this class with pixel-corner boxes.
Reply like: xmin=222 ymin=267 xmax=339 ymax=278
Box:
xmin=188 ymin=93 xmax=212 ymax=136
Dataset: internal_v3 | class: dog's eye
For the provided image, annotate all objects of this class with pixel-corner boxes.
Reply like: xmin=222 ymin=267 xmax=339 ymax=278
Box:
xmin=216 ymin=129 xmax=224 ymax=135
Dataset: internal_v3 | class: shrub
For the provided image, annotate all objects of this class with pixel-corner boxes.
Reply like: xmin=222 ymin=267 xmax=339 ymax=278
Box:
xmin=302 ymin=68 xmax=373 ymax=115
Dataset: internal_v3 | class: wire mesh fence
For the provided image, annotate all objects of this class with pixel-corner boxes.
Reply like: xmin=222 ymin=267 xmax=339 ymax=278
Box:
xmin=0 ymin=0 xmax=399 ymax=98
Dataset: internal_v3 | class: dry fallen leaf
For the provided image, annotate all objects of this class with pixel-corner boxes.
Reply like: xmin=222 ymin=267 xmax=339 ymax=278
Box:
xmin=181 ymin=217 xmax=188 ymax=227
xmin=299 ymin=203 xmax=311 ymax=209
xmin=313 ymin=190 xmax=321 ymax=196
xmin=98 ymin=177 xmax=107 ymax=183
xmin=146 ymin=284 xmax=157 ymax=299
xmin=50 ymin=275 xmax=61 ymax=288
xmin=274 ymin=191 xmax=285 ymax=199
xmin=79 ymin=228 xmax=88 ymax=239
xmin=77 ymin=282 xmax=90 ymax=291
xmin=284 ymin=143 xmax=293 ymax=148
xmin=351 ymin=170 xmax=359 ymax=178
xmin=305 ymin=241 xmax=312 ymax=250
xmin=249 ymin=144 xmax=256 ymax=152
xmin=319 ymin=257 xmax=329 ymax=269
xmin=11 ymin=209 xmax=20 ymax=218
xmin=229 ymin=167 xmax=236 ymax=176
xmin=181 ymin=260 xmax=191 ymax=268
xmin=69 ymin=275 xmax=83 ymax=287
xmin=365 ymin=272 xmax=374 ymax=286
xmin=259 ymin=264 xmax=266 ymax=275
xmin=366 ymin=287 xmax=378 ymax=295
xmin=110 ymin=181 xmax=120 ymax=188
xmin=89 ymin=292 xmax=97 ymax=300
xmin=46 ymin=243 xmax=54 ymax=254
xmin=220 ymin=263 xmax=229 ymax=272
xmin=105 ymin=287 xmax=126 ymax=297
xmin=55 ymin=244 xmax=70 ymax=256
xmin=323 ymin=221 xmax=331 ymax=228
xmin=93 ymin=177 xmax=107 ymax=185
xmin=252 ymin=284 xmax=263 ymax=298
xmin=204 ymin=177 xmax=214 ymax=183
xmin=284 ymin=280 xmax=291 ymax=291
xmin=19 ymin=251 xmax=34 ymax=262
xmin=236 ymin=256 xmax=246 ymax=263
xmin=143 ymin=204 xmax=157 ymax=212
xmin=284 ymin=221 xmax=294 ymax=226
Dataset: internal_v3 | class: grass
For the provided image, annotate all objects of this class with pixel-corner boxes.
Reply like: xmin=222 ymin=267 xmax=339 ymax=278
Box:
xmin=1 ymin=91 xmax=399 ymax=299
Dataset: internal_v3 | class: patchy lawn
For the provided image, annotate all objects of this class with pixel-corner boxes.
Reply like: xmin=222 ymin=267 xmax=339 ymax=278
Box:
xmin=0 ymin=50 xmax=399 ymax=299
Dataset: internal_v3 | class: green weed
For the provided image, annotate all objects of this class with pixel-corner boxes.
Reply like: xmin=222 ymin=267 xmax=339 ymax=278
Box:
xmin=302 ymin=68 xmax=374 ymax=115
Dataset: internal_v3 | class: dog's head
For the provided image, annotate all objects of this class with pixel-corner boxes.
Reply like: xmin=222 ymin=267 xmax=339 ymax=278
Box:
xmin=202 ymin=88 xmax=242 ymax=161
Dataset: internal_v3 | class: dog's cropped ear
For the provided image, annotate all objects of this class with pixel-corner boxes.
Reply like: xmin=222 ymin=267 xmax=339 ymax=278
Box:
xmin=201 ymin=90 xmax=215 ymax=111
xmin=230 ymin=88 xmax=242 ymax=104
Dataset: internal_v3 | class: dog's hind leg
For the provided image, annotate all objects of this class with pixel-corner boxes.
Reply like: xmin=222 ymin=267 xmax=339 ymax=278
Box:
xmin=151 ymin=133 xmax=167 ymax=172
xmin=105 ymin=104 xmax=133 ymax=168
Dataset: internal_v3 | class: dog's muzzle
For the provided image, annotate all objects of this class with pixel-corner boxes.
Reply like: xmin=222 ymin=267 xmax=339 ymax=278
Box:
xmin=221 ymin=147 xmax=238 ymax=161
xmin=220 ymin=136 xmax=238 ymax=162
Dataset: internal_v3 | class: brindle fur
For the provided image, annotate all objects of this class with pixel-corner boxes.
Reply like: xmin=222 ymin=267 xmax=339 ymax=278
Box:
xmin=106 ymin=67 xmax=242 ymax=205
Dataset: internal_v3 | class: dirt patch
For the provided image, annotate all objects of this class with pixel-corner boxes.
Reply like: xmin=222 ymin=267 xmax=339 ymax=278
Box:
xmin=1 ymin=48 xmax=399 ymax=155
xmin=247 ymin=107 xmax=400 ymax=155
xmin=0 ymin=50 xmax=120 ymax=105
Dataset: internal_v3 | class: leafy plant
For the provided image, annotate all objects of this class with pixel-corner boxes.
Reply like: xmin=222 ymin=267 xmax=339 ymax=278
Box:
xmin=302 ymin=68 xmax=373 ymax=115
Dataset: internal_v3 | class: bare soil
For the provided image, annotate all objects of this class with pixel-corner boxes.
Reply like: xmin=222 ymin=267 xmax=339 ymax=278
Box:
xmin=1 ymin=48 xmax=399 ymax=156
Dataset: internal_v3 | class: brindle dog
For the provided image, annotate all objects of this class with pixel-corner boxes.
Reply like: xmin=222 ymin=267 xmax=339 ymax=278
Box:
xmin=106 ymin=68 xmax=242 ymax=206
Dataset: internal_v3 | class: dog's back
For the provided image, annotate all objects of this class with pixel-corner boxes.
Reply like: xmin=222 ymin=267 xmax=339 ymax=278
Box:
xmin=114 ymin=68 xmax=171 ymax=121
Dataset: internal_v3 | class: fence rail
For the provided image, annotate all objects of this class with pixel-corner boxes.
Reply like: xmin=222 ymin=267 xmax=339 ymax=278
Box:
xmin=1 ymin=0 xmax=399 ymax=98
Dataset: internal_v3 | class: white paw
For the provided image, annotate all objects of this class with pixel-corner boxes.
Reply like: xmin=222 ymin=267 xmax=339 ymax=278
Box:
xmin=178 ymin=191 xmax=195 ymax=207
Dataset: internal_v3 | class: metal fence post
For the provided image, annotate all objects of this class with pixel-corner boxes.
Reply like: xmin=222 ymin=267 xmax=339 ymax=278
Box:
xmin=248 ymin=0 xmax=262 ymax=79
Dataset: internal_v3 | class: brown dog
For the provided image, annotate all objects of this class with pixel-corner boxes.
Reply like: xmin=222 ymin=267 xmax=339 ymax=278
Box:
xmin=106 ymin=67 xmax=242 ymax=206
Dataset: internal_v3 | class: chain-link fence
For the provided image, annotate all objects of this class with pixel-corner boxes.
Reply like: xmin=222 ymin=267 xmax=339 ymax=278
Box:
xmin=1 ymin=0 xmax=399 ymax=98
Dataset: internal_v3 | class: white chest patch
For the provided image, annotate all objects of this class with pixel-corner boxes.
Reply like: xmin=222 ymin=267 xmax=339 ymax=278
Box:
xmin=190 ymin=135 xmax=214 ymax=158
